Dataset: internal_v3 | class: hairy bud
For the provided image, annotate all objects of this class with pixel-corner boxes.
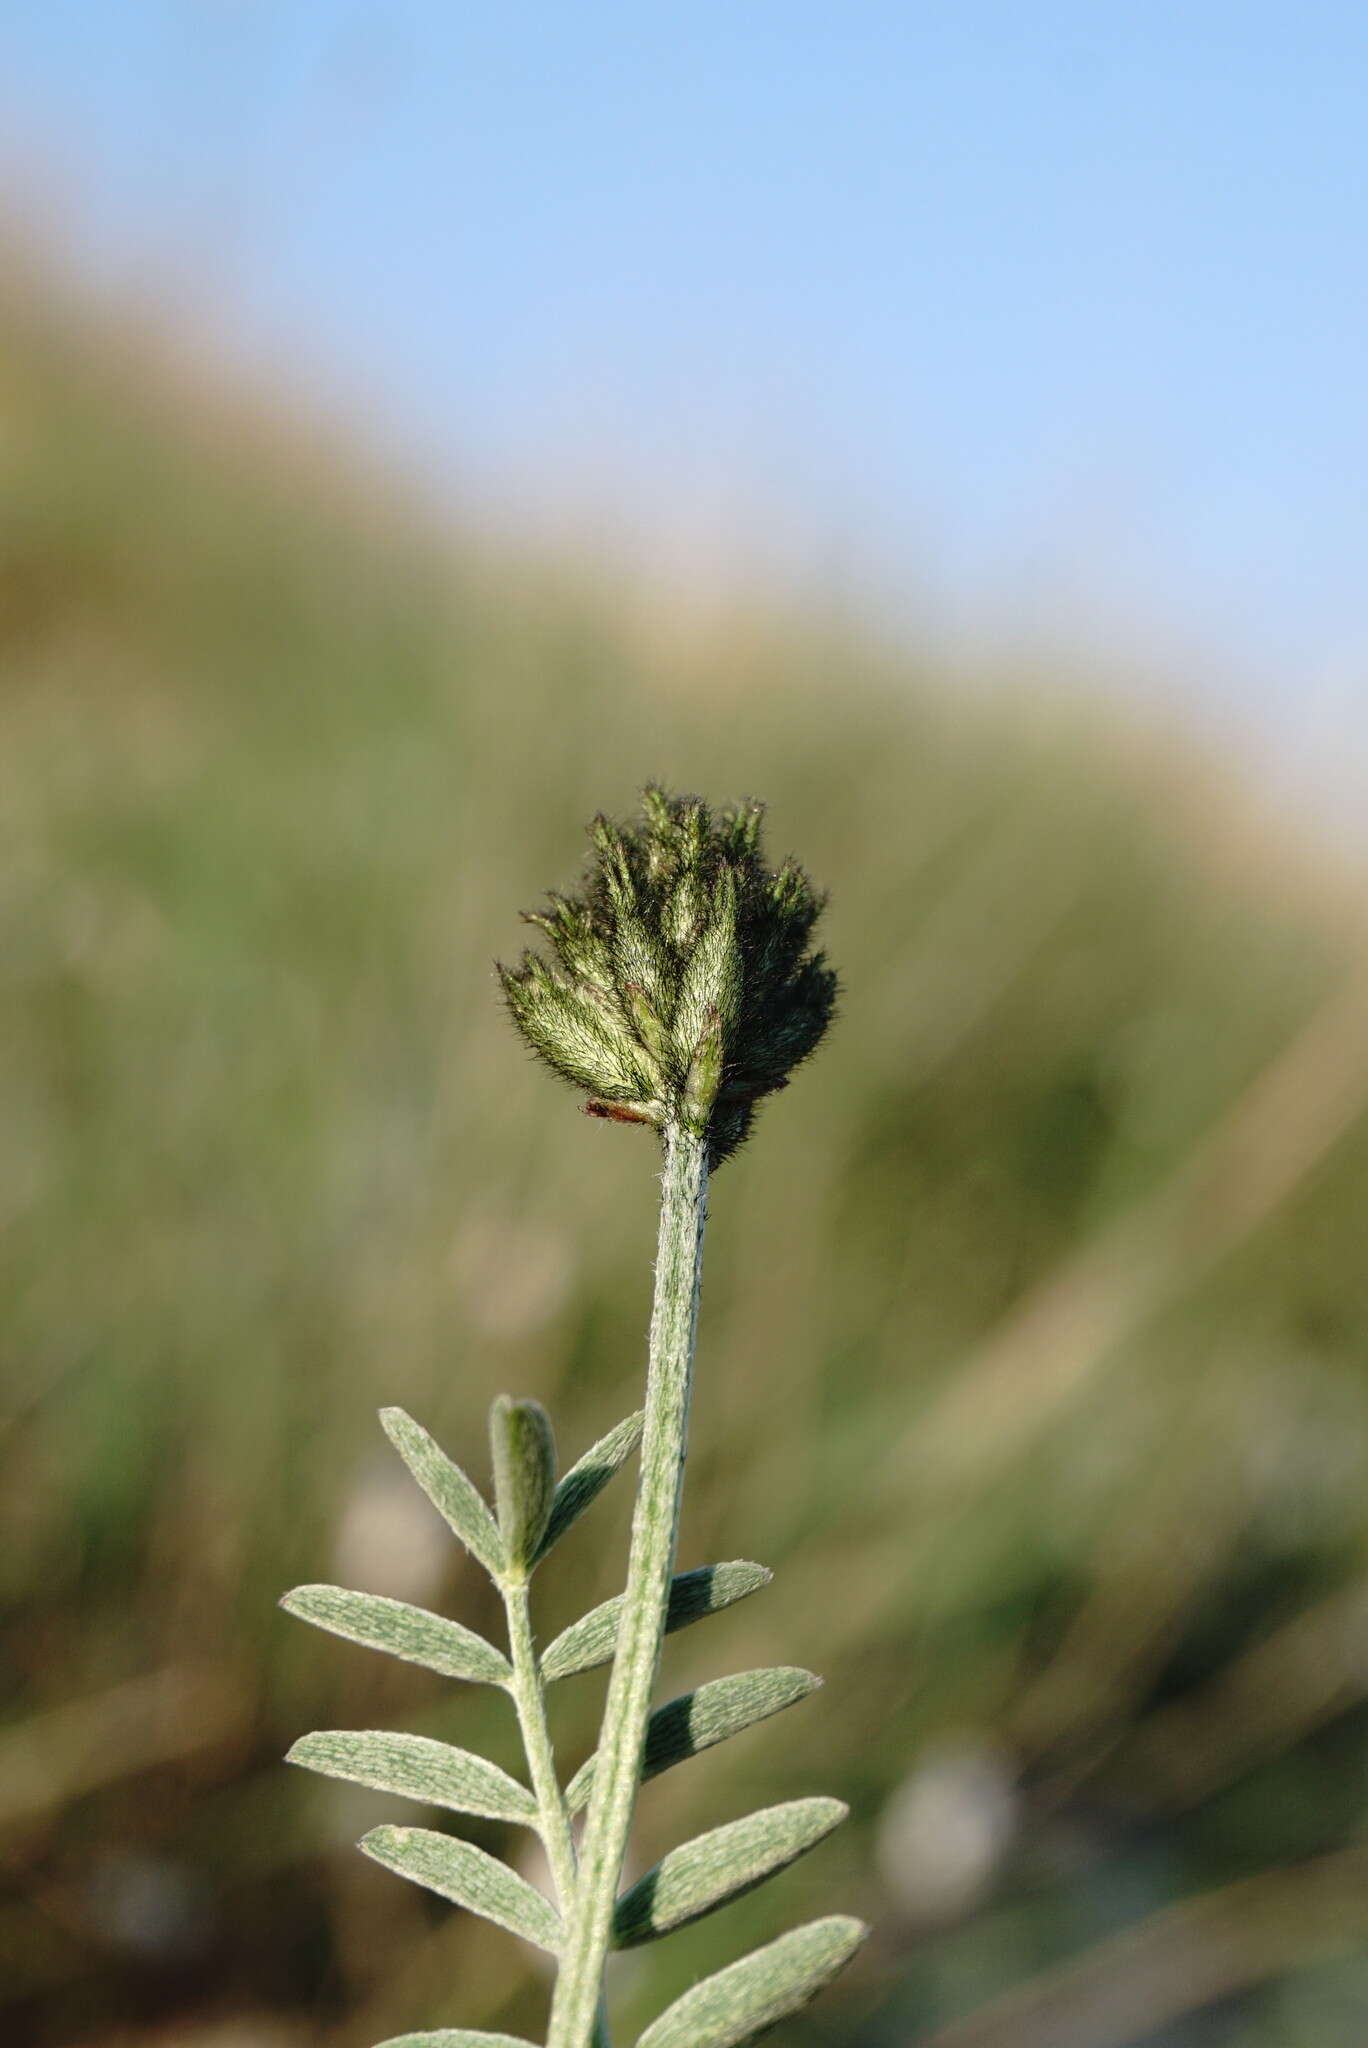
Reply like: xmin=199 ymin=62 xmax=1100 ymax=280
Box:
xmin=499 ymin=787 xmax=837 ymax=1164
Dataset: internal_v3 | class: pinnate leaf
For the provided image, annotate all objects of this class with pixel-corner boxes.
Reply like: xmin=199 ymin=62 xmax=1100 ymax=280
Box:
xmin=380 ymin=1407 xmax=504 ymax=1577
xmin=635 ymin=1914 xmax=868 ymax=2048
xmin=534 ymin=1409 xmax=643 ymax=1561
xmin=361 ymin=1825 xmax=561 ymax=1952
xmin=613 ymin=1796 xmax=847 ymax=1947
xmin=566 ymin=1667 xmax=820 ymax=1814
xmin=281 ymin=1584 xmax=510 ymax=1686
xmin=541 ymin=1561 xmax=771 ymax=1682
xmin=489 ymin=1396 xmax=556 ymax=1570
xmin=287 ymin=1731 xmax=535 ymax=1826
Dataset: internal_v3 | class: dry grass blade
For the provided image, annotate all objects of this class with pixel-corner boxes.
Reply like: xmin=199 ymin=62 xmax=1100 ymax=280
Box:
xmin=906 ymin=958 xmax=1368 ymax=1498
xmin=915 ymin=1847 xmax=1368 ymax=2048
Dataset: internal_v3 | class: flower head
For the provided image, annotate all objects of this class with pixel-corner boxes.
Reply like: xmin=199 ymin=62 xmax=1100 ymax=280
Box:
xmin=500 ymin=786 xmax=837 ymax=1164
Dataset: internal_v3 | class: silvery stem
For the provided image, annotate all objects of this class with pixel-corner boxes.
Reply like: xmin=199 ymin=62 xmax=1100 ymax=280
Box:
xmin=546 ymin=1122 xmax=709 ymax=2048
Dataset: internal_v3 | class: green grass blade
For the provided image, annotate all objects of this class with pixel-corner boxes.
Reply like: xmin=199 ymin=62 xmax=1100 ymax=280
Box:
xmin=635 ymin=1914 xmax=868 ymax=2048
xmin=361 ymin=1825 xmax=561 ymax=1952
xmin=565 ymin=1667 xmax=820 ymax=1815
xmin=281 ymin=1585 xmax=511 ymax=1685
xmin=535 ymin=1409 xmax=644 ymax=1562
xmin=541 ymin=1561 xmax=771 ymax=1682
xmin=380 ymin=1408 xmax=505 ymax=1578
xmin=286 ymin=1731 xmax=536 ymax=1826
xmin=612 ymin=1796 xmax=848 ymax=1948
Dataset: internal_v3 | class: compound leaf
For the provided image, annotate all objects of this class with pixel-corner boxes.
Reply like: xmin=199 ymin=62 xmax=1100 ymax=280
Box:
xmin=542 ymin=1562 xmax=771 ymax=1683
xmin=613 ymin=1796 xmax=847 ymax=1947
xmin=635 ymin=1914 xmax=868 ymax=2048
xmin=287 ymin=1731 xmax=536 ymax=1827
xmin=281 ymin=1584 xmax=511 ymax=1686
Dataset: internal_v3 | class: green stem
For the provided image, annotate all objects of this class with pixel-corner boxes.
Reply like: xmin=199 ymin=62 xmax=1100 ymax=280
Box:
xmin=505 ymin=1580 xmax=579 ymax=1910
xmin=502 ymin=1578 xmax=612 ymax=2048
xmin=546 ymin=1122 xmax=710 ymax=2048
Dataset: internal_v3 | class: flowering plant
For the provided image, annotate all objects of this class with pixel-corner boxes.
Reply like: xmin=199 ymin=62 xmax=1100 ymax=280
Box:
xmin=284 ymin=789 xmax=862 ymax=2048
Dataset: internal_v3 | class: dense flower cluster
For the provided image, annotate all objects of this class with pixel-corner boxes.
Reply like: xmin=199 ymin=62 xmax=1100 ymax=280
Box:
xmin=500 ymin=786 xmax=837 ymax=1163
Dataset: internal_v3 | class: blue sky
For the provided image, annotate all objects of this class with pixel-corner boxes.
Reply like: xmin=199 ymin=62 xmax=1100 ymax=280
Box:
xmin=4 ymin=4 xmax=1367 ymax=811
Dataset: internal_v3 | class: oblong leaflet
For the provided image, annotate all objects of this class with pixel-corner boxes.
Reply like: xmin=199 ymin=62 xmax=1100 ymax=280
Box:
xmin=636 ymin=1914 xmax=868 ymax=2048
xmin=613 ymin=1796 xmax=848 ymax=1947
xmin=287 ymin=1730 xmax=536 ymax=1826
xmin=361 ymin=1825 xmax=561 ymax=1953
xmin=566 ymin=1666 xmax=820 ymax=1814
xmin=541 ymin=1561 xmax=771 ymax=1682
xmin=280 ymin=1584 xmax=510 ymax=1686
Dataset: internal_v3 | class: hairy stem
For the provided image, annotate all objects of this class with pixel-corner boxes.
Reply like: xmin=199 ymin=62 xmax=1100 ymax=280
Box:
xmin=502 ymin=1579 xmax=612 ymax=2048
xmin=505 ymin=1580 xmax=578 ymax=1911
xmin=546 ymin=1122 xmax=710 ymax=2048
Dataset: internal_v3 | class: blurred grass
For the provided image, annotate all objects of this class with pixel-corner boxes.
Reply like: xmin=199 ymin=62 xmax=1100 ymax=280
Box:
xmin=4 ymin=270 xmax=1368 ymax=2047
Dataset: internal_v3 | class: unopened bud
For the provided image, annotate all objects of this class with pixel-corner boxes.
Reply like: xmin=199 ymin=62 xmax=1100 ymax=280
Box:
xmin=498 ymin=787 xmax=836 ymax=1164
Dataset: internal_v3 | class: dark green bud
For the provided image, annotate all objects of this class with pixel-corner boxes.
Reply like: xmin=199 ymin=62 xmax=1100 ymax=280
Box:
xmin=499 ymin=787 xmax=837 ymax=1164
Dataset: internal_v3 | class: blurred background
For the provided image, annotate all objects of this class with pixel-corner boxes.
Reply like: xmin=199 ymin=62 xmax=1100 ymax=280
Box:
xmin=5 ymin=7 xmax=1368 ymax=2046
